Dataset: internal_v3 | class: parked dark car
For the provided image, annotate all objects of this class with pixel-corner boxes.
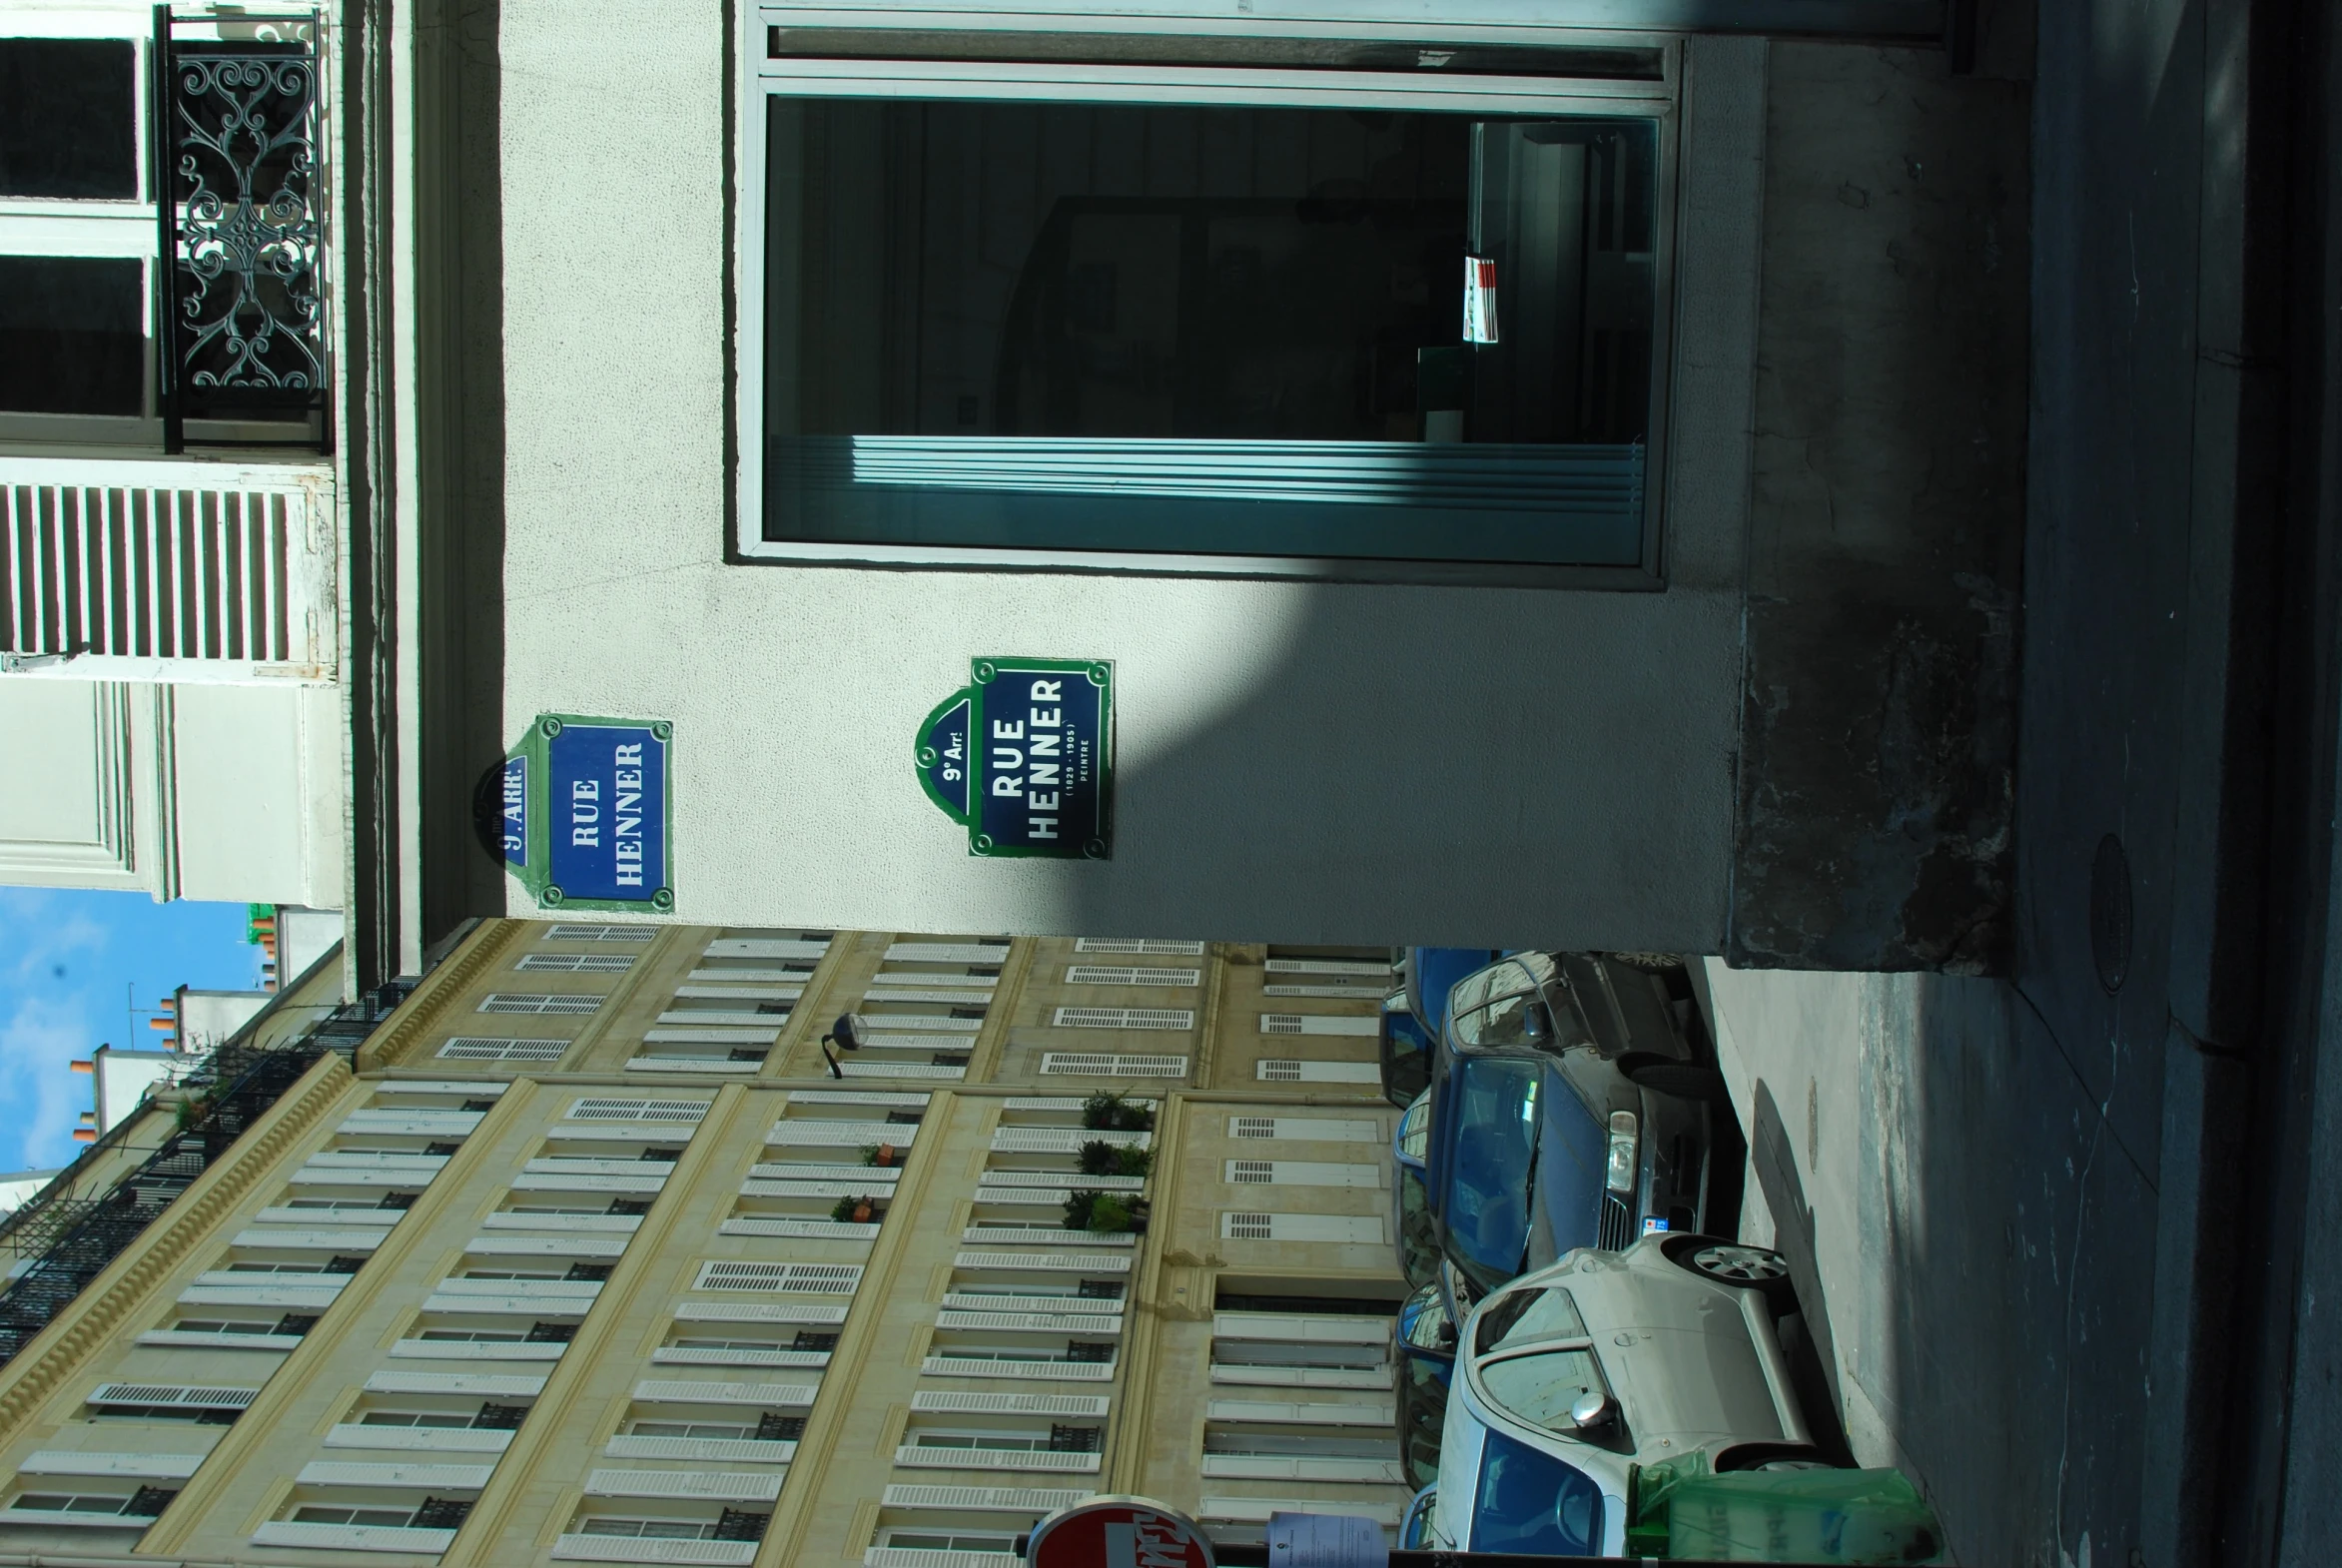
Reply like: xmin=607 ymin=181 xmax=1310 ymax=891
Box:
xmin=1423 ymin=952 xmax=1720 ymax=1297
xmin=1394 ymin=1090 xmax=1439 ymax=1289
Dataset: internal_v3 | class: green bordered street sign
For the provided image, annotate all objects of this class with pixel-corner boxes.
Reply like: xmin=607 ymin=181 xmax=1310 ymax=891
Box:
xmin=495 ymin=713 xmax=674 ymax=911
xmin=916 ymin=657 xmax=1114 ymax=859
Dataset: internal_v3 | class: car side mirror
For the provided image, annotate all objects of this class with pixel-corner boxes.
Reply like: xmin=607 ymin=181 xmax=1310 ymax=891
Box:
xmin=1522 ymin=1001 xmax=1553 ymax=1045
xmin=1569 ymin=1390 xmax=1613 ymax=1430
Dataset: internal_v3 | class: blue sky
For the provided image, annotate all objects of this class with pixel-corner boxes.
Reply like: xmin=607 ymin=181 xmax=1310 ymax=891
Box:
xmin=0 ymin=889 xmax=265 ymax=1176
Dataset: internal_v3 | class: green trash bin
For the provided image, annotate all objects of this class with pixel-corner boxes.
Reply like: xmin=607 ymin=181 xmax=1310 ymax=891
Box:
xmin=1658 ymin=1465 xmax=1946 ymax=1563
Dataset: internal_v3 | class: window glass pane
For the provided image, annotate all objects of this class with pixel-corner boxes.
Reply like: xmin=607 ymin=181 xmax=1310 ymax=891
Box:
xmin=0 ymin=39 xmax=137 ymax=198
xmin=1479 ymin=1345 xmax=1604 ymax=1432
xmin=764 ymin=99 xmax=1657 ymax=564
xmin=0 ymin=256 xmax=143 ymax=415
xmin=1471 ymin=1428 xmax=1603 ymax=1554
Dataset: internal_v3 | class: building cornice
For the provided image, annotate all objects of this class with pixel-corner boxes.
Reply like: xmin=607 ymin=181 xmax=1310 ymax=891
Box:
xmin=0 ymin=1052 xmax=356 ymax=1451
xmin=358 ymin=916 xmax=525 ymax=1071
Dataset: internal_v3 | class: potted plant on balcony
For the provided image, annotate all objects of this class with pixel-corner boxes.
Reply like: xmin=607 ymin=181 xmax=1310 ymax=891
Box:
xmin=830 ymin=1194 xmax=882 ymax=1224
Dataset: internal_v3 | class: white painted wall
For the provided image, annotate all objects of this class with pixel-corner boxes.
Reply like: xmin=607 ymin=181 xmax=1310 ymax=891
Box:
xmin=487 ymin=13 xmax=1764 ymax=948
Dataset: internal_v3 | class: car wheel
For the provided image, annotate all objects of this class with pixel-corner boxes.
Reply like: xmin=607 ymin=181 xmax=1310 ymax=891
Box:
xmin=1608 ymin=951 xmax=1685 ymax=973
xmin=1625 ymin=1059 xmax=1729 ymax=1103
xmin=1676 ymin=1239 xmax=1796 ymax=1304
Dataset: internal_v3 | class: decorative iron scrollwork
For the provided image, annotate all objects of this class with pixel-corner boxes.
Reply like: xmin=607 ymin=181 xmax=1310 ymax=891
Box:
xmin=156 ymin=11 xmax=327 ymax=450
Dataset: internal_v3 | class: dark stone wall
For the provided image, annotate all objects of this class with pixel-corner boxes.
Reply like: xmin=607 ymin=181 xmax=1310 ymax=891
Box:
xmin=1728 ymin=43 xmax=2030 ymax=973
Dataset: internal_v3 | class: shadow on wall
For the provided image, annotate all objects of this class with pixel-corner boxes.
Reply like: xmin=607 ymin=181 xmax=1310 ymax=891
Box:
xmin=421 ymin=0 xmax=511 ymax=950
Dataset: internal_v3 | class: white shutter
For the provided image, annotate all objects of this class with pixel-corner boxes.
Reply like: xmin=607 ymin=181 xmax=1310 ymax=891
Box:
xmin=746 ymin=1162 xmax=901 ymax=1183
xmin=787 ymin=1091 xmax=932 ymax=1108
xmin=839 ymin=1062 xmax=967 ymax=1080
xmin=1063 ymin=966 xmax=1200 ymax=987
xmin=586 ymin=1469 xmax=782 ymax=1502
xmin=916 ymin=1357 xmax=1114 ymax=1384
xmin=862 ymin=988 xmax=994 ymax=1005
xmin=691 ymin=1260 xmax=863 ymax=1293
xmin=297 ymin=1461 xmax=499 ymax=1488
xmin=951 ymin=1250 xmax=1131 ymax=1274
xmin=1258 ymin=1013 xmax=1378 ymax=1037
xmin=1075 ymin=938 xmax=1204 ymax=956
xmin=718 ymin=1218 xmax=882 ymax=1239
xmin=481 ymin=1211 xmax=644 ymax=1232
xmin=1255 ymin=1060 xmax=1381 ymax=1084
xmin=657 ymin=1010 xmax=792 ymax=1028
xmin=884 ymin=942 xmax=1011 ymax=963
xmin=1051 ymin=1008 xmax=1194 ymax=1030
xmin=1218 ymin=1213 xmax=1386 ymax=1244
xmin=1227 ymin=1117 xmax=1383 ymax=1143
xmin=553 ymin=1534 xmax=757 ymax=1565
xmin=19 ymin=1451 xmax=204 ymax=1479
xmin=959 ymin=1226 xmax=1134 ymax=1247
xmin=231 ymin=1226 xmax=392 ymax=1250
xmin=625 ymin=1058 xmax=763 ymax=1075
xmin=548 ymin=924 xmax=656 ymax=942
xmin=178 ymin=1283 xmax=345 ymax=1309
xmin=1039 ymin=1053 xmax=1188 ymax=1078
xmin=568 ymin=1098 xmax=711 ymax=1123
xmin=1205 ymin=1397 xmax=1395 ymax=1426
xmin=479 ymin=993 xmax=604 ymax=1015
xmin=766 ymin=1122 xmax=918 ymax=1148
xmin=1222 ymin=1161 xmax=1384 ymax=1188
xmin=364 ymin=1369 xmax=546 ymax=1397
xmin=339 ymin=1110 xmax=485 ymax=1136
xmin=254 ymin=1522 xmax=459 ymax=1553
xmin=982 ymin=1171 xmax=1142 ymax=1191
xmin=631 ymin=1379 xmax=816 ymax=1407
xmin=465 ymin=1233 xmax=629 ymax=1258
xmin=1212 ymin=1312 xmax=1390 ymax=1343
xmin=524 ymin=1158 xmax=677 ymax=1178
xmin=651 ymin=1347 xmax=830 ymax=1369
xmin=853 ymin=1013 xmax=982 ymax=1032
xmin=736 ymin=1179 xmax=892 ymax=1199
xmin=140 ymin=1328 xmax=303 ymax=1350
xmin=1264 ymin=958 xmax=1394 ymax=977
xmin=422 ymin=1291 xmax=594 ymax=1317
xmin=374 ymin=1081 xmax=507 ymax=1099
xmin=934 ymin=1310 xmax=1124 ymax=1335
xmin=988 ymin=1128 xmax=1149 ymax=1154
xmin=706 ymin=937 xmax=833 ymax=959
xmin=390 ymin=1339 xmax=566 ymax=1362
xmin=306 ymin=1151 xmax=449 ymax=1171
xmin=939 ymin=1292 xmax=1124 ymax=1315
xmin=893 ymin=1447 xmax=1102 ymax=1473
xmin=675 ymin=985 xmax=804 ymax=1003
xmin=673 ymin=1300 xmax=850 ymax=1325
xmin=882 ymin=1483 xmax=1092 ymax=1511
xmin=1264 ymin=984 xmax=1390 ymax=999
xmin=908 ymin=1392 xmax=1110 ymax=1417
xmin=433 ymin=1277 xmax=604 ymax=1299
xmin=1201 ymin=1454 xmax=1408 ymax=1483
xmin=511 ymin=1172 xmax=669 ymax=1194
xmin=439 ymin=1036 xmax=570 ymax=1062
xmin=1200 ymin=1497 xmax=1403 ymax=1528
xmin=87 ymin=1383 xmax=258 ymax=1411
xmin=873 ymin=972 xmax=1000 ymax=988
xmin=326 ymin=1425 xmax=515 ymax=1453
xmin=601 ymin=1435 xmax=796 ymax=1463
xmin=998 ymin=1097 xmax=1091 ymax=1111
xmin=1207 ymin=1365 xmax=1394 ymax=1390
xmin=518 ymin=953 xmax=638 ymax=973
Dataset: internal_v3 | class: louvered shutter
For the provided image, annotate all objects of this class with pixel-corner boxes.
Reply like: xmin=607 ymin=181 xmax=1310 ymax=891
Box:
xmin=1222 ymin=1161 xmax=1384 ymax=1188
xmin=1263 ymin=958 xmax=1393 ymax=977
xmin=1255 ymin=1060 xmax=1381 ymax=1084
xmin=907 ymin=1391 xmax=1111 ymax=1417
xmin=1074 ymin=938 xmax=1204 ymax=955
xmin=518 ymin=953 xmax=638 ymax=973
xmin=1063 ymin=966 xmax=1201 ymax=987
xmin=1050 ymin=1008 xmax=1194 ymax=1030
xmin=438 ymin=1037 xmax=570 ymax=1062
xmin=1038 ymin=1053 xmax=1189 ymax=1078
xmin=585 ymin=1469 xmax=782 ymax=1502
xmin=881 ymin=1483 xmax=1092 ymax=1511
xmin=1227 ymin=1117 xmax=1383 ymax=1142
xmin=479 ymin=993 xmax=604 ymax=1015
xmin=547 ymin=924 xmax=656 ymax=941
xmin=1218 ymin=1213 xmax=1385 ymax=1243
xmin=951 ymin=1250 xmax=1133 ymax=1274
xmin=692 ymin=1261 xmax=863 ymax=1293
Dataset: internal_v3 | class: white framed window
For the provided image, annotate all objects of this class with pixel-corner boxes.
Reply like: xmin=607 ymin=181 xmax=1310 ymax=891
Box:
xmin=736 ymin=26 xmax=1680 ymax=582
xmin=0 ymin=7 xmax=328 ymax=449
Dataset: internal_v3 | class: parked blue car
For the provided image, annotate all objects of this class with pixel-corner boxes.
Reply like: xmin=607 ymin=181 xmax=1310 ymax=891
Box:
xmin=1379 ymin=990 xmax=1440 ymax=1108
xmin=1423 ymin=952 xmax=1720 ymax=1300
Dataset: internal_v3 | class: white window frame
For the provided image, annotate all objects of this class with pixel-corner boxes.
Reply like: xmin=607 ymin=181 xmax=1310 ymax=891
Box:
xmin=732 ymin=14 xmax=1682 ymax=585
xmin=0 ymin=4 xmax=331 ymax=450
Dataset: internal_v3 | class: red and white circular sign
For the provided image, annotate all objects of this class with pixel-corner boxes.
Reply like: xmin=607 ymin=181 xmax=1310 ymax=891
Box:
xmin=1027 ymin=1497 xmax=1215 ymax=1568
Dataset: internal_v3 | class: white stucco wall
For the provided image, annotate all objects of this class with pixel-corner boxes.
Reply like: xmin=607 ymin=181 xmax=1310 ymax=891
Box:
xmin=489 ymin=12 xmax=1763 ymax=949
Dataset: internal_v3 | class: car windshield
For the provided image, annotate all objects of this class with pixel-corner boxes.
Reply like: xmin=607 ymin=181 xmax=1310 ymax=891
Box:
xmin=1473 ymin=1285 xmax=1588 ymax=1354
xmin=1472 ymin=1427 xmax=1604 ymax=1555
xmin=1398 ymin=1165 xmax=1441 ymax=1289
xmin=1438 ymin=1057 xmax=1539 ymax=1280
xmin=1533 ymin=1061 xmax=1613 ymax=1253
xmin=1477 ymin=1345 xmax=1605 ymax=1434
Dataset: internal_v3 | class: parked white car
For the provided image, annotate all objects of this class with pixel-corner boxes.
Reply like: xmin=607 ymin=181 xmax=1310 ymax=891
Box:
xmin=1427 ymin=1233 xmax=1819 ymax=1554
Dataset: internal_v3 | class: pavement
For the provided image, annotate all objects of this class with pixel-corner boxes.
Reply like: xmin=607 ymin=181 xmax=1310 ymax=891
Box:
xmin=1703 ymin=963 xmax=2158 ymax=1568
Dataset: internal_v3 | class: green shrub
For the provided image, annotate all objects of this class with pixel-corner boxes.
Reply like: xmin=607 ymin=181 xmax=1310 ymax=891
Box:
xmin=830 ymin=1194 xmax=882 ymax=1222
xmin=1080 ymin=1092 xmax=1157 ymax=1132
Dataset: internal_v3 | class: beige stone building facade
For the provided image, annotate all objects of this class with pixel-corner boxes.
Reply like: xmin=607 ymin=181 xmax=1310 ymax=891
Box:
xmin=0 ymin=920 xmax=1414 ymax=1565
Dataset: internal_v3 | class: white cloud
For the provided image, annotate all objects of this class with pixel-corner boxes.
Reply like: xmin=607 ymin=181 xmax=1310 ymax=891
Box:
xmin=0 ymin=993 xmax=93 ymax=1172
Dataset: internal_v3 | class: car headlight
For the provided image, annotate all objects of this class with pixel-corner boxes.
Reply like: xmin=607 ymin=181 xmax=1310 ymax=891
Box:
xmin=1606 ymin=1111 xmax=1638 ymax=1192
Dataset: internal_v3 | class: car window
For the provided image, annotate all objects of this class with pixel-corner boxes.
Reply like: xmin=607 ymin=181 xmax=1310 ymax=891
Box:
xmin=1473 ymin=1285 xmax=1588 ymax=1354
xmin=1472 ymin=1428 xmax=1604 ymax=1555
xmin=1478 ymin=1345 xmax=1605 ymax=1435
xmin=1398 ymin=1095 xmax=1431 ymax=1162
xmin=1397 ymin=1168 xmax=1441 ymax=1290
xmin=1445 ymin=960 xmax=1518 ymax=1024
xmin=1439 ymin=1059 xmax=1539 ymax=1280
xmin=1459 ymin=988 xmax=1534 ymax=1048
